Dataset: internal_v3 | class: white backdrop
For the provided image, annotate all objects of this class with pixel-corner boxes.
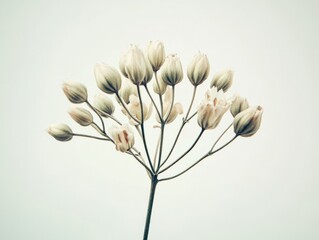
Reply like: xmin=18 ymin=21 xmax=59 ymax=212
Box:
xmin=1 ymin=0 xmax=318 ymax=239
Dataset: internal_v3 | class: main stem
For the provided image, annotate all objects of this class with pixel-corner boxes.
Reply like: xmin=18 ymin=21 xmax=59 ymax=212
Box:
xmin=143 ymin=175 xmax=158 ymax=240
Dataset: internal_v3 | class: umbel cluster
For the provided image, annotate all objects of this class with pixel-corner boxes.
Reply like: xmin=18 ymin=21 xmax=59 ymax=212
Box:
xmin=48 ymin=41 xmax=263 ymax=179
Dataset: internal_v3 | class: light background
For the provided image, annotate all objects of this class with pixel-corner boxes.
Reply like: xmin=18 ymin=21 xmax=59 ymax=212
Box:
xmin=1 ymin=0 xmax=318 ymax=239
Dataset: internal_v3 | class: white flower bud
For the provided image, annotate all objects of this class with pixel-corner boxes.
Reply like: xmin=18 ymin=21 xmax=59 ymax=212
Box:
xmin=233 ymin=106 xmax=263 ymax=137
xmin=109 ymin=124 xmax=135 ymax=152
xmin=146 ymin=41 xmax=166 ymax=72
xmin=122 ymin=95 xmax=153 ymax=125
xmin=93 ymin=93 xmax=115 ymax=117
xmin=210 ymin=70 xmax=233 ymax=92
xmin=161 ymin=54 xmax=183 ymax=86
xmin=142 ymin=57 xmax=153 ymax=85
xmin=117 ymin=80 xmax=137 ymax=104
xmin=69 ymin=107 xmax=93 ymax=126
xmin=94 ymin=63 xmax=122 ymax=94
xmin=119 ymin=45 xmax=147 ymax=85
xmin=153 ymin=72 xmax=167 ymax=95
xmin=47 ymin=123 xmax=73 ymax=141
xmin=187 ymin=53 xmax=210 ymax=86
xmin=197 ymin=87 xmax=231 ymax=130
xmin=230 ymin=95 xmax=249 ymax=117
xmin=62 ymin=81 xmax=88 ymax=103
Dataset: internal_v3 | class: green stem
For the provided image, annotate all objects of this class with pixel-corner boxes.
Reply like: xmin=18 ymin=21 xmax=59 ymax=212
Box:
xmin=143 ymin=175 xmax=158 ymax=240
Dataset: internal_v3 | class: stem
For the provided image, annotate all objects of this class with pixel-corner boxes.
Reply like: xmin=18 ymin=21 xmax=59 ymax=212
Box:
xmin=154 ymin=72 xmax=164 ymax=117
xmin=143 ymin=175 xmax=158 ymax=240
xmin=144 ymin=84 xmax=162 ymax=122
xmin=115 ymin=92 xmax=141 ymax=124
xmin=72 ymin=133 xmax=111 ymax=141
xmin=86 ymin=101 xmax=105 ymax=133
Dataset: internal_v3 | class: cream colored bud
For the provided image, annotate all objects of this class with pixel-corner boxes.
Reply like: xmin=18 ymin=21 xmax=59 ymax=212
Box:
xmin=47 ymin=123 xmax=73 ymax=141
xmin=109 ymin=124 xmax=135 ymax=152
xmin=147 ymin=41 xmax=166 ymax=71
xmin=187 ymin=53 xmax=210 ymax=86
xmin=233 ymin=106 xmax=263 ymax=137
xmin=161 ymin=54 xmax=183 ymax=86
xmin=62 ymin=81 xmax=88 ymax=103
xmin=93 ymin=93 xmax=115 ymax=117
xmin=197 ymin=87 xmax=231 ymax=130
xmin=153 ymin=72 xmax=167 ymax=95
xmin=94 ymin=63 xmax=121 ymax=94
xmin=119 ymin=45 xmax=147 ymax=85
xmin=230 ymin=95 xmax=249 ymax=117
xmin=210 ymin=70 xmax=233 ymax=92
xmin=117 ymin=80 xmax=137 ymax=104
xmin=69 ymin=107 xmax=93 ymax=126
xmin=122 ymin=95 xmax=153 ymax=125
xmin=142 ymin=57 xmax=153 ymax=85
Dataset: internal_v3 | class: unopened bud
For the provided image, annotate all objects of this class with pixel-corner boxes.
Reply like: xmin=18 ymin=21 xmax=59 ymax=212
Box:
xmin=142 ymin=57 xmax=153 ymax=85
xmin=69 ymin=107 xmax=93 ymax=126
xmin=210 ymin=70 xmax=233 ymax=92
xmin=146 ymin=41 xmax=166 ymax=72
xmin=153 ymin=72 xmax=167 ymax=95
xmin=161 ymin=54 xmax=183 ymax=86
xmin=109 ymin=124 xmax=135 ymax=152
xmin=94 ymin=93 xmax=115 ymax=117
xmin=119 ymin=45 xmax=147 ymax=85
xmin=230 ymin=95 xmax=249 ymax=117
xmin=62 ymin=81 xmax=87 ymax=103
xmin=187 ymin=53 xmax=210 ymax=86
xmin=117 ymin=80 xmax=137 ymax=104
xmin=94 ymin=63 xmax=122 ymax=94
xmin=47 ymin=123 xmax=73 ymax=141
xmin=233 ymin=106 xmax=263 ymax=137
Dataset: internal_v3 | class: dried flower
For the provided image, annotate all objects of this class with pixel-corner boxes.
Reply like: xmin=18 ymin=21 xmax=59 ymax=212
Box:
xmin=62 ymin=81 xmax=88 ymax=103
xmin=187 ymin=53 xmax=210 ymax=86
xmin=210 ymin=70 xmax=233 ymax=92
xmin=69 ymin=107 xmax=93 ymax=126
xmin=119 ymin=45 xmax=147 ymax=85
xmin=146 ymin=41 xmax=166 ymax=72
xmin=233 ymin=106 xmax=263 ymax=137
xmin=94 ymin=93 xmax=115 ymax=117
xmin=230 ymin=95 xmax=249 ymax=117
xmin=197 ymin=87 xmax=230 ymax=130
xmin=47 ymin=123 xmax=73 ymax=141
xmin=161 ymin=54 xmax=183 ymax=86
xmin=122 ymin=95 xmax=152 ymax=125
xmin=109 ymin=124 xmax=135 ymax=152
xmin=94 ymin=63 xmax=122 ymax=94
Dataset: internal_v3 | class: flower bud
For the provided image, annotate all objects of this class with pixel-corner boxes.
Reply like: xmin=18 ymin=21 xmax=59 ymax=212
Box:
xmin=94 ymin=63 xmax=122 ymax=94
xmin=187 ymin=53 xmax=210 ymax=86
xmin=109 ymin=124 xmax=135 ymax=152
xmin=69 ymin=107 xmax=93 ymax=126
xmin=146 ymin=41 xmax=166 ymax=72
xmin=47 ymin=123 xmax=73 ymax=141
xmin=119 ymin=45 xmax=147 ymax=85
xmin=93 ymin=93 xmax=115 ymax=117
xmin=122 ymin=95 xmax=153 ymax=125
xmin=210 ymin=70 xmax=233 ymax=92
xmin=233 ymin=106 xmax=263 ymax=137
xmin=62 ymin=81 xmax=87 ymax=103
xmin=117 ymin=80 xmax=137 ymax=104
xmin=197 ymin=87 xmax=230 ymax=130
xmin=230 ymin=95 xmax=249 ymax=117
xmin=153 ymin=72 xmax=167 ymax=95
xmin=161 ymin=54 xmax=183 ymax=86
xmin=142 ymin=57 xmax=153 ymax=85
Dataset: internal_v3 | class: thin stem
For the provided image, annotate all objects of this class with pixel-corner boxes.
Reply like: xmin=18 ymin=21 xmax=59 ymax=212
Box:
xmin=72 ymin=133 xmax=111 ymax=141
xmin=158 ymin=128 xmax=205 ymax=174
xmin=154 ymin=72 xmax=164 ymax=117
xmin=153 ymin=134 xmax=161 ymax=168
xmin=161 ymin=86 xmax=197 ymax=167
xmin=86 ymin=101 xmax=105 ymax=133
xmin=210 ymin=123 xmax=233 ymax=152
xmin=137 ymin=85 xmax=155 ymax=174
xmin=143 ymin=175 xmax=158 ymax=240
xmin=159 ymin=135 xmax=238 ymax=182
xmin=164 ymin=85 xmax=175 ymax=123
xmin=156 ymin=123 xmax=165 ymax=173
xmin=115 ymin=92 xmax=141 ymax=125
xmin=144 ymin=84 xmax=162 ymax=122
xmin=128 ymin=149 xmax=153 ymax=176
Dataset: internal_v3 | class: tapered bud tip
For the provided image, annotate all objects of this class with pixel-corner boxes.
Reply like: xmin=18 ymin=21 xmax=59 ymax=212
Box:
xmin=187 ymin=52 xmax=210 ymax=86
xmin=47 ymin=123 xmax=73 ymax=141
xmin=233 ymin=106 xmax=263 ymax=137
xmin=94 ymin=63 xmax=121 ymax=94
xmin=147 ymin=41 xmax=166 ymax=72
xmin=62 ymin=81 xmax=88 ymax=103
xmin=68 ymin=107 xmax=93 ymax=126
xmin=230 ymin=94 xmax=249 ymax=117
xmin=161 ymin=54 xmax=183 ymax=86
xmin=94 ymin=93 xmax=115 ymax=117
xmin=210 ymin=70 xmax=233 ymax=92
